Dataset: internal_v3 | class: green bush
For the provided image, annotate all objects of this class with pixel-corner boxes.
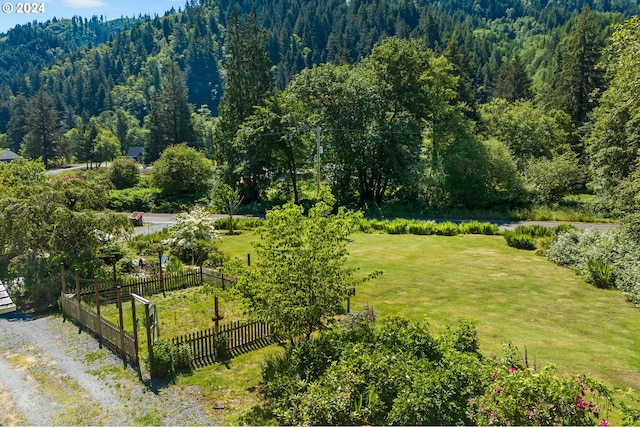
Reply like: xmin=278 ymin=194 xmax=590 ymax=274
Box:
xmin=587 ymin=258 xmax=614 ymax=289
xmin=407 ymin=220 xmax=437 ymax=235
xmin=147 ymin=339 xmax=175 ymax=379
xmin=259 ymin=318 xmax=615 ymax=426
xmin=513 ymin=224 xmax=555 ymax=238
xmin=110 ymin=157 xmax=140 ymax=190
xmin=173 ymin=344 xmax=193 ymax=374
xmin=503 ymin=231 xmax=536 ymax=250
xmin=435 ymin=221 xmax=460 ymax=236
xmin=107 ymin=187 xmax=161 ymax=212
xmin=470 ymin=366 xmax=611 ymax=426
xmin=214 ymin=334 xmax=230 ymax=360
xmin=384 ymin=219 xmax=409 ymax=234
xmin=460 ymin=220 xmax=500 ymax=235
xmin=214 ymin=217 xmax=263 ymax=231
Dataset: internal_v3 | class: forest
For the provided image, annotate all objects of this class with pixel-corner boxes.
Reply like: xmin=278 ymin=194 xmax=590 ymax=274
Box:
xmin=1 ymin=0 xmax=640 ymax=219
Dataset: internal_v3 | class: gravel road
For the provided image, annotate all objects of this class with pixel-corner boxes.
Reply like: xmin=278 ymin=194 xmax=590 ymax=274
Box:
xmin=0 ymin=312 xmax=217 ymax=426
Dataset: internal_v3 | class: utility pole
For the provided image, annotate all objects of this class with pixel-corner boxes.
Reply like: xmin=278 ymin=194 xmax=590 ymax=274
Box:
xmin=314 ymin=126 xmax=322 ymax=197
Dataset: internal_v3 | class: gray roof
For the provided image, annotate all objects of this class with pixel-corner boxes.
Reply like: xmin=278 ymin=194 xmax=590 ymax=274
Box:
xmin=127 ymin=147 xmax=144 ymax=157
xmin=0 ymin=149 xmax=19 ymax=161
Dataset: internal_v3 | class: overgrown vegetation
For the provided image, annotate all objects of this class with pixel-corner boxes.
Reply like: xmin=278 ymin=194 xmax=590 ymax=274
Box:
xmin=548 ymin=227 xmax=640 ymax=301
xmin=258 ymin=314 xmax=615 ymax=426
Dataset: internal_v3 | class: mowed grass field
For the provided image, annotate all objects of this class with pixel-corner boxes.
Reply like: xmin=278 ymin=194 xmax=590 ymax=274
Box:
xmin=218 ymin=230 xmax=640 ymax=392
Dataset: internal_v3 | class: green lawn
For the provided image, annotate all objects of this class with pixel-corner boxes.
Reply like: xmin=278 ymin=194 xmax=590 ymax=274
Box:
xmin=220 ymin=231 xmax=640 ymax=392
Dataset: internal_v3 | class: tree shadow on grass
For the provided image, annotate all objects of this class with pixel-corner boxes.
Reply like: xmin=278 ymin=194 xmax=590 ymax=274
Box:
xmin=238 ymin=403 xmax=278 ymax=426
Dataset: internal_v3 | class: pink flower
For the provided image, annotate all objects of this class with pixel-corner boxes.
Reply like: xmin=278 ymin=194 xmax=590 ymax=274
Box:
xmin=508 ymin=367 xmax=517 ymax=373
xmin=599 ymin=419 xmax=610 ymax=426
xmin=491 ymin=371 xmax=498 ymax=379
xmin=576 ymin=400 xmax=587 ymax=410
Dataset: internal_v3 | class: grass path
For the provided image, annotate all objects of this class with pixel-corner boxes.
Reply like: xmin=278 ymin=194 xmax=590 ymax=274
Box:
xmin=220 ymin=231 xmax=640 ymax=391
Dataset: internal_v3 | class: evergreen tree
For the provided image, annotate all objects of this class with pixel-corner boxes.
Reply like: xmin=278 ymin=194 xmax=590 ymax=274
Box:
xmin=162 ymin=60 xmax=195 ymax=148
xmin=492 ymin=55 xmax=533 ymax=102
xmin=552 ymin=8 xmax=604 ymax=124
xmin=6 ymin=95 xmax=29 ymax=153
xmin=143 ymin=60 xmax=195 ymax=163
xmin=216 ymin=8 xmax=274 ymax=190
xmin=23 ymin=88 xmax=58 ymax=168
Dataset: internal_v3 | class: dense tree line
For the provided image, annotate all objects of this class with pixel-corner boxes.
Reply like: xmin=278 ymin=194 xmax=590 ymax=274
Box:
xmin=0 ymin=0 xmax=639 ymax=215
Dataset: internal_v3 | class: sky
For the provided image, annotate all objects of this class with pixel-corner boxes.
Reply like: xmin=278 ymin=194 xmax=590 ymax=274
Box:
xmin=0 ymin=0 xmax=184 ymax=32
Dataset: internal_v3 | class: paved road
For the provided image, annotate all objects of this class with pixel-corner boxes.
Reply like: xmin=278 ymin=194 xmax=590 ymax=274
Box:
xmin=130 ymin=212 xmax=616 ymax=235
xmin=128 ymin=212 xmax=255 ymax=235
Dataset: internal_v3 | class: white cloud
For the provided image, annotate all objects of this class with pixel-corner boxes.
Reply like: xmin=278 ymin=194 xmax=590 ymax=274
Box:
xmin=62 ymin=0 xmax=106 ymax=8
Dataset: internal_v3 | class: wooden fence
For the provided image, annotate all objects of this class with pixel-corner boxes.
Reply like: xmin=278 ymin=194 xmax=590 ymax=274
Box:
xmin=172 ymin=320 xmax=272 ymax=367
xmin=76 ymin=270 xmax=231 ymax=304
xmin=61 ymin=293 xmax=137 ymax=366
xmin=201 ymin=269 xmax=236 ymax=289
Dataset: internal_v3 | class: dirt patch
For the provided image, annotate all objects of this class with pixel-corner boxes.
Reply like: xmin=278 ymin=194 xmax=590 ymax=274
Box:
xmin=0 ymin=383 xmax=26 ymax=425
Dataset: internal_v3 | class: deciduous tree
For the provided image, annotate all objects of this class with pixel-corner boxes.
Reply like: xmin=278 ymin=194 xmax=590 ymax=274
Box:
xmin=236 ymin=203 xmax=372 ymax=342
xmin=151 ymin=143 xmax=214 ymax=196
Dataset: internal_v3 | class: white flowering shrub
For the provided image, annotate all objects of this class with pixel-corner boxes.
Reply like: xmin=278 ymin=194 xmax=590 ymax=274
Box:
xmin=548 ymin=228 xmax=640 ymax=303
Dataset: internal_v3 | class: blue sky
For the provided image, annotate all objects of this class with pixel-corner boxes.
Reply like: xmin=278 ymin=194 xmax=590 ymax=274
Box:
xmin=0 ymin=0 xmax=184 ymax=32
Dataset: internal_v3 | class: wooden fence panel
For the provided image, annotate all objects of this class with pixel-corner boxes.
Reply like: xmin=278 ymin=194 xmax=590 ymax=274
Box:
xmin=61 ymin=295 xmax=137 ymax=366
xmin=172 ymin=321 xmax=272 ymax=367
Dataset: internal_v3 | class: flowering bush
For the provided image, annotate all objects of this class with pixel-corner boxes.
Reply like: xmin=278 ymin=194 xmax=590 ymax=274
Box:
xmin=260 ymin=318 xmax=617 ymax=426
xmin=469 ymin=366 xmax=613 ymax=426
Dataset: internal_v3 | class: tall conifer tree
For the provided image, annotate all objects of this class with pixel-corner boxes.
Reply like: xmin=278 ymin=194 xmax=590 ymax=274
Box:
xmin=553 ymin=8 xmax=604 ymax=124
xmin=492 ymin=55 xmax=532 ymax=102
xmin=216 ymin=8 xmax=274 ymax=189
xmin=23 ymin=88 xmax=58 ymax=168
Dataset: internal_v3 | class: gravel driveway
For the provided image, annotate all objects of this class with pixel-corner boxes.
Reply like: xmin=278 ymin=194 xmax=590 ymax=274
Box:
xmin=0 ymin=312 xmax=217 ymax=426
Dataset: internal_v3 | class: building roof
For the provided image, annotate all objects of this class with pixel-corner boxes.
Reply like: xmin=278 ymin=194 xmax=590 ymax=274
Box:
xmin=129 ymin=211 xmax=144 ymax=220
xmin=0 ymin=149 xmax=19 ymax=161
xmin=127 ymin=147 xmax=144 ymax=158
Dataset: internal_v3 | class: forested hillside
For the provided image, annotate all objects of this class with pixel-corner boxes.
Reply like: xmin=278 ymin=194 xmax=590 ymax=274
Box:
xmin=1 ymin=0 xmax=640 ymax=216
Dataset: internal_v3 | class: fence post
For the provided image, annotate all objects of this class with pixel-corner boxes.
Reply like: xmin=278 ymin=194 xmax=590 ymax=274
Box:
xmin=221 ymin=273 xmax=225 ymax=290
xmin=158 ymin=251 xmax=165 ymax=298
xmin=75 ymin=268 xmax=81 ymax=328
xmin=199 ymin=248 xmax=204 ymax=283
xmin=131 ymin=297 xmax=140 ymax=372
xmin=60 ymin=262 xmax=66 ymax=295
xmin=94 ymin=277 xmax=102 ymax=348
xmin=117 ymin=286 xmax=126 ymax=365
xmin=247 ymin=253 xmax=251 ymax=266
xmin=144 ymin=302 xmax=152 ymax=359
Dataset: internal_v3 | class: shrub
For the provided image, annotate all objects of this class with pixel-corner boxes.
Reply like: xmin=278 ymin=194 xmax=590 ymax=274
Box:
xmin=547 ymin=229 xmax=583 ymax=266
xmin=460 ymin=220 xmax=499 ymax=235
xmin=116 ymin=255 xmax=135 ymax=274
xmin=548 ymin=228 xmax=640 ymax=301
xmin=435 ymin=221 xmax=461 ymax=236
xmin=407 ymin=220 xmax=437 ymax=235
xmin=214 ymin=334 xmax=230 ymax=360
xmin=107 ymin=187 xmax=161 ymax=212
xmin=110 ymin=157 xmax=140 ymax=189
xmin=470 ymin=366 xmax=612 ymax=426
xmin=587 ymin=259 xmax=614 ymax=289
xmin=384 ymin=219 xmax=409 ymax=234
xmin=147 ymin=339 xmax=175 ymax=379
xmin=513 ymin=224 xmax=555 ymax=238
xmin=214 ymin=217 xmax=263 ymax=231
xmin=173 ymin=344 xmax=193 ymax=374
xmin=503 ymin=230 xmax=536 ymax=250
